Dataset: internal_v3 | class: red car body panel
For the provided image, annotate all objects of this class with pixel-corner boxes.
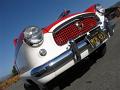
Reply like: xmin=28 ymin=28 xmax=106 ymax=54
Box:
xmin=84 ymin=4 xmax=96 ymax=13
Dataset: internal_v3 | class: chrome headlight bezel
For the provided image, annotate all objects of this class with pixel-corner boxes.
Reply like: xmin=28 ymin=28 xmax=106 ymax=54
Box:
xmin=23 ymin=26 xmax=44 ymax=47
xmin=95 ymin=4 xmax=105 ymax=15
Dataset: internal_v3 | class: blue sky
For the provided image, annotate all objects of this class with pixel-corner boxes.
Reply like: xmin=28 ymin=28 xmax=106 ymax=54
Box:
xmin=0 ymin=0 xmax=119 ymax=78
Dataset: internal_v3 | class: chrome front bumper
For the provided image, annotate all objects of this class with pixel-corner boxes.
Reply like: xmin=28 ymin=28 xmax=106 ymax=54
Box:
xmin=31 ymin=29 xmax=109 ymax=78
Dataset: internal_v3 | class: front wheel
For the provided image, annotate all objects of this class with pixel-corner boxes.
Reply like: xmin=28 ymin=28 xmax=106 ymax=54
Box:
xmin=24 ymin=83 xmax=41 ymax=90
xmin=24 ymin=79 xmax=48 ymax=90
xmin=24 ymin=80 xmax=61 ymax=90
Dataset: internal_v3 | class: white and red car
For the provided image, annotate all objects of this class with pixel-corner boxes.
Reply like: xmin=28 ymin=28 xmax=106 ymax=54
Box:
xmin=13 ymin=4 xmax=114 ymax=90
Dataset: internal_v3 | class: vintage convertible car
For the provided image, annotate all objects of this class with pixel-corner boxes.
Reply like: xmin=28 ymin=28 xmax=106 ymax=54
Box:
xmin=13 ymin=4 xmax=114 ymax=90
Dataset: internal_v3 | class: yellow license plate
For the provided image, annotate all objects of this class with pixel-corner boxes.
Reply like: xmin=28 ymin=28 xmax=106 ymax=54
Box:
xmin=87 ymin=31 xmax=107 ymax=48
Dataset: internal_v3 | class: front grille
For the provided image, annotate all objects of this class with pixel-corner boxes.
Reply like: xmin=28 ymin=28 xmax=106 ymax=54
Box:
xmin=53 ymin=16 xmax=98 ymax=46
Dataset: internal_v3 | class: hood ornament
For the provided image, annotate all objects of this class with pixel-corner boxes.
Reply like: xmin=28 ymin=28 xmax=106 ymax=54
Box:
xmin=75 ymin=21 xmax=84 ymax=30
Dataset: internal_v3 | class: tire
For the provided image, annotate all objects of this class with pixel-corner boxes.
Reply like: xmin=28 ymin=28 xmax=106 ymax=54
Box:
xmin=24 ymin=80 xmax=48 ymax=90
xmin=24 ymin=83 xmax=40 ymax=90
xmin=24 ymin=83 xmax=61 ymax=90
xmin=52 ymin=86 xmax=61 ymax=90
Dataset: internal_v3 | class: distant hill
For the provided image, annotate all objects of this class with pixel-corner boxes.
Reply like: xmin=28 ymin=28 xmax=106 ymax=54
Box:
xmin=110 ymin=1 xmax=120 ymax=8
xmin=105 ymin=1 xmax=120 ymax=20
xmin=0 ymin=74 xmax=12 ymax=83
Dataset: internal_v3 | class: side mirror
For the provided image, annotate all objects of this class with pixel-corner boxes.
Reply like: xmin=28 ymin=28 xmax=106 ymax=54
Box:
xmin=58 ymin=10 xmax=71 ymax=19
xmin=13 ymin=38 xmax=18 ymax=47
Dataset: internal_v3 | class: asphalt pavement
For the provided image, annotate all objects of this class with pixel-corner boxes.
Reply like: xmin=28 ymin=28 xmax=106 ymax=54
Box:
xmin=6 ymin=18 xmax=120 ymax=90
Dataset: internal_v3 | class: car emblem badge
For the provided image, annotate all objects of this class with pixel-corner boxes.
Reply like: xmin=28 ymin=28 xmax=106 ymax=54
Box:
xmin=75 ymin=21 xmax=84 ymax=30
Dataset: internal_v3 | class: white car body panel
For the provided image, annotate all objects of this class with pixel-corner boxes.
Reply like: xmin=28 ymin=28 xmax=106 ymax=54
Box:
xmin=16 ymin=33 xmax=68 ymax=70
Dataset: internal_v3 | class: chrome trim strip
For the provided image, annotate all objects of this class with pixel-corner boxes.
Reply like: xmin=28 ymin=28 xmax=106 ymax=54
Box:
xmin=31 ymin=50 xmax=74 ymax=77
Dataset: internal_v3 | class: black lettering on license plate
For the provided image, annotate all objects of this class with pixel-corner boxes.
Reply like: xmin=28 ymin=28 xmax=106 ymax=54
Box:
xmin=87 ymin=31 xmax=107 ymax=48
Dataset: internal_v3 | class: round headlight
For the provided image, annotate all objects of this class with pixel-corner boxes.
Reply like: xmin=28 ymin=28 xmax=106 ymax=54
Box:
xmin=96 ymin=4 xmax=105 ymax=14
xmin=24 ymin=26 xmax=43 ymax=47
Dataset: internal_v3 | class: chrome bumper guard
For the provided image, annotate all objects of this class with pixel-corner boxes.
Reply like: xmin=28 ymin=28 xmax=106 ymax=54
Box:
xmin=31 ymin=29 xmax=109 ymax=78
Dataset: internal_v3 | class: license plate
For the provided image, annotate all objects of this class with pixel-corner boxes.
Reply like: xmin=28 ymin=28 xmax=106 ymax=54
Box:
xmin=86 ymin=31 xmax=107 ymax=48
